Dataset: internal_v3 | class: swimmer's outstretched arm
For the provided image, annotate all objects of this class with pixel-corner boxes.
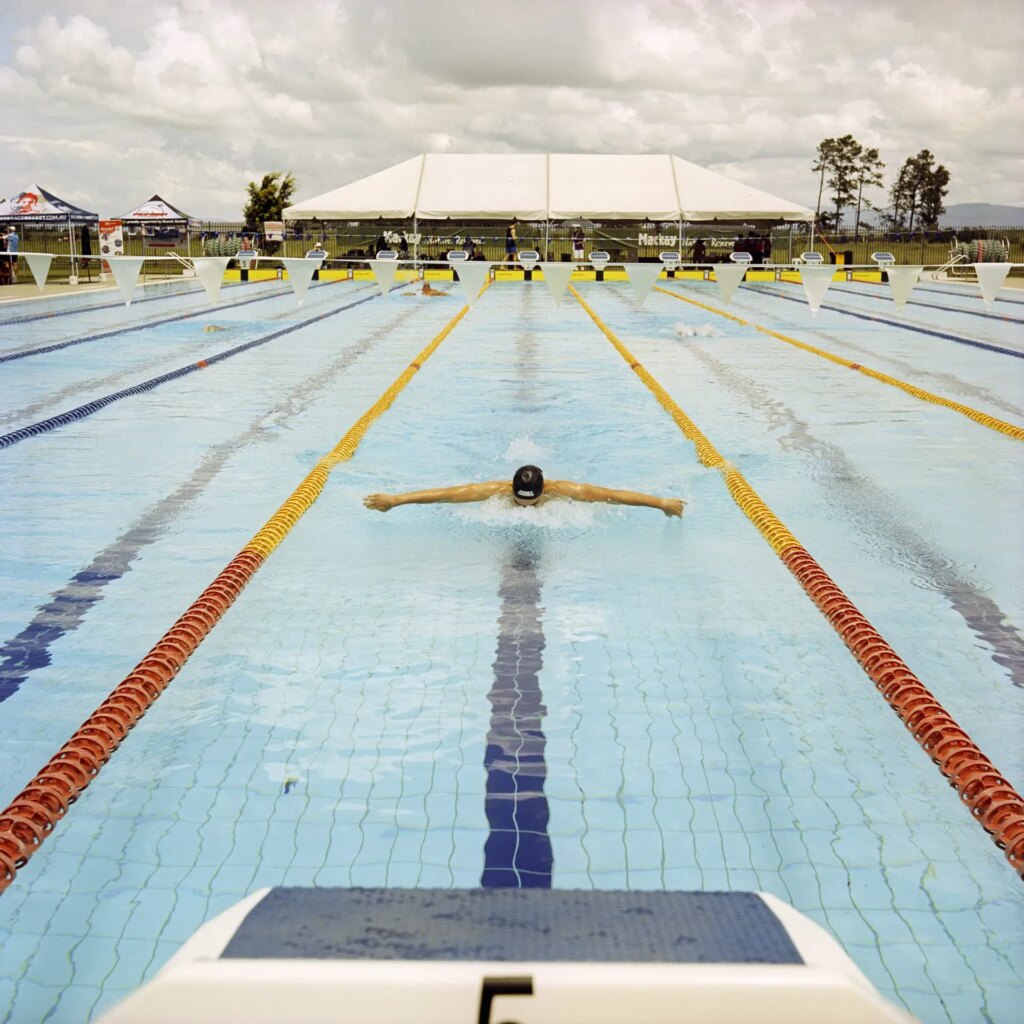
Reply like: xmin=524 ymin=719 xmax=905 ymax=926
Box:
xmin=364 ymin=481 xmax=507 ymax=512
xmin=546 ymin=480 xmax=686 ymax=517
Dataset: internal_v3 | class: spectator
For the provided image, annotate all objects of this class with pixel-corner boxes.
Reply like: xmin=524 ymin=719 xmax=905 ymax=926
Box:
xmin=504 ymin=221 xmax=517 ymax=264
xmin=397 ymin=233 xmax=409 ymax=258
xmin=692 ymin=238 xmax=706 ymax=264
xmin=375 ymin=233 xmax=387 ymax=256
xmin=6 ymin=226 xmax=18 ymax=283
xmin=572 ymin=225 xmax=585 ymax=266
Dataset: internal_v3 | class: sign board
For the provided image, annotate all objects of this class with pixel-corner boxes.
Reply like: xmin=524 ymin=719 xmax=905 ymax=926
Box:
xmin=264 ymin=221 xmax=285 ymax=242
xmin=98 ymin=219 xmax=124 ymax=272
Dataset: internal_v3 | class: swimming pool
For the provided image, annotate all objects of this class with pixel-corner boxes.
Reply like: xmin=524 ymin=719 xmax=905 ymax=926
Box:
xmin=0 ymin=271 xmax=1022 ymax=1022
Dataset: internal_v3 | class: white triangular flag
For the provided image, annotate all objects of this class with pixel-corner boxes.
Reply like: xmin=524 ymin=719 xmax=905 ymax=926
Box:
xmin=538 ymin=263 xmax=575 ymax=306
xmin=192 ymin=257 xmax=230 ymax=304
xmin=624 ymin=263 xmax=663 ymax=306
xmin=24 ymin=253 xmax=54 ymax=292
xmin=713 ymin=264 xmax=747 ymax=305
xmin=452 ymin=261 xmax=491 ymax=306
xmin=281 ymin=258 xmax=318 ymax=305
xmin=974 ymin=263 xmax=1010 ymax=311
xmin=108 ymin=257 xmax=144 ymax=306
xmin=799 ymin=265 xmax=836 ymax=317
xmin=369 ymin=260 xmax=399 ymax=296
xmin=887 ymin=266 xmax=923 ymax=315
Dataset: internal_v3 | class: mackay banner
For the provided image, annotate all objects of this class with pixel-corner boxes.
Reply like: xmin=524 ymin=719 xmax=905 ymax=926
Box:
xmin=98 ymin=220 xmax=125 ymax=271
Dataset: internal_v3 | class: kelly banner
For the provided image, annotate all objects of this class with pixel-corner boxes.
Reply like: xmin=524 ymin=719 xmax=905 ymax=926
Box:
xmin=99 ymin=219 xmax=124 ymax=272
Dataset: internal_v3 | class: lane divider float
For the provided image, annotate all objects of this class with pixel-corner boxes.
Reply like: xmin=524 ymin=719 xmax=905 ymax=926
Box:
xmin=572 ymin=285 xmax=1024 ymax=877
xmin=0 ymin=287 xmax=378 ymax=450
xmin=0 ymin=278 xmax=349 ymax=366
xmin=0 ymin=294 xmax=479 ymax=893
xmin=764 ymin=282 xmax=1024 ymax=360
xmin=0 ymin=275 xmax=307 ymax=330
xmin=655 ymin=285 xmax=1024 ymax=440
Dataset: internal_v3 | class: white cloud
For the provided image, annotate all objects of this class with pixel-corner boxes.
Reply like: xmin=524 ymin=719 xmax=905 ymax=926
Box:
xmin=1 ymin=0 xmax=1021 ymax=217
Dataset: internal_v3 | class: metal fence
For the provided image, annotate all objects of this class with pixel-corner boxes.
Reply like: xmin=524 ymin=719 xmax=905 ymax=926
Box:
xmin=12 ymin=219 xmax=1024 ymax=272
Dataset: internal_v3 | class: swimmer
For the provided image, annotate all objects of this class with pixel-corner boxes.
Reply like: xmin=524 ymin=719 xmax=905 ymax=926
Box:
xmin=406 ymin=281 xmax=446 ymax=297
xmin=364 ymin=464 xmax=685 ymax=516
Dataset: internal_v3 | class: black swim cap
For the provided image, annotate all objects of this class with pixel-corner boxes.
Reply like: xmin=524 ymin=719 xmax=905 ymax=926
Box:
xmin=513 ymin=465 xmax=544 ymax=501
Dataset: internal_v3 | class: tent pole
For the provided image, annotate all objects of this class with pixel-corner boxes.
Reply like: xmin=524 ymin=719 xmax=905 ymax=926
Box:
xmin=544 ymin=219 xmax=549 ymax=261
xmin=68 ymin=213 xmax=77 ymax=285
xmin=413 ymin=216 xmax=419 ymax=277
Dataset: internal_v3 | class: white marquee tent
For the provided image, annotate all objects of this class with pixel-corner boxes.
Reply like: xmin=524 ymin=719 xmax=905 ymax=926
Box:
xmin=283 ymin=154 xmax=813 ymax=223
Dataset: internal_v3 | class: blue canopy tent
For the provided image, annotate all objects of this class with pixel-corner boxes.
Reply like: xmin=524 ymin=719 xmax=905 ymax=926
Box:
xmin=0 ymin=185 xmax=98 ymax=277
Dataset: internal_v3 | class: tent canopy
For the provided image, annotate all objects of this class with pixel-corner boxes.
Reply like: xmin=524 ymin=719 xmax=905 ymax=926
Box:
xmin=0 ymin=185 xmax=97 ymax=223
xmin=284 ymin=154 xmax=813 ymax=223
xmin=120 ymin=194 xmax=200 ymax=229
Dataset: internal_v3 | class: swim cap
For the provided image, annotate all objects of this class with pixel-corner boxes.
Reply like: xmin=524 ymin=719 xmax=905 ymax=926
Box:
xmin=513 ymin=465 xmax=544 ymax=500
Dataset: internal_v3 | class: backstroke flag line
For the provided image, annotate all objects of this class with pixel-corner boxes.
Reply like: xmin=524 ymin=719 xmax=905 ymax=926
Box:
xmin=974 ymin=263 xmax=1010 ymax=311
xmin=23 ymin=253 xmax=54 ymax=292
xmin=886 ymin=265 xmax=923 ymax=315
xmin=452 ymin=261 xmax=491 ymax=306
xmin=193 ymin=257 xmax=230 ymax=305
xmin=624 ymin=263 xmax=663 ymax=307
xmin=713 ymin=264 xmax=747 ymax=305
xmin=369 ymin=259 xmax=399 ymax=296
xmin=281 ymin=258 xmax=318 ymax=305
xmin=108 ymin=257 xmax=144 ymax=306
xmin=538 ymin=263 xmax=575 ymax=306
xmin=799 ymin=265 xmax=836 ymax=317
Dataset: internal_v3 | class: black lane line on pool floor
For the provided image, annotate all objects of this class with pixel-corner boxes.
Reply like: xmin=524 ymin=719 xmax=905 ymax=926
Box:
xmin=0 ymin=277 xmax=278 ymax=328
xmin=482 ymin=540 xmax=553 ymax=888
xmin=0 ymin=300 xmax=427 ymax=705
xmin=0 ymin=285 xmax=387 ymax=450
xmin=725 ymin=283 xmax=1024 ymax=360
xmin=0 ymin=278 xmax=346 ymax=365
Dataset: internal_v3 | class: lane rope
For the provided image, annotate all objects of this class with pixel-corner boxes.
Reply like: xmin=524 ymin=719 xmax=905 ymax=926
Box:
xmin=0 ymin=293 xmax=480 ymax=893
xmin=823 ymin=283 xmax=1024 ymax=325
xmin=572 ymin=284 xmax=1024 ymax=877
xmin=0 ymin=287 xmax=378 ymax=450
xmin=0 ymin=277 xmax=288 ymax=328
xmin=655 ymin=286 xmax=1024 ymax=439
xmin=0 ymin=279 xmax=348 ymax=365
xmin=762 ymin=283 xmax=1024 ymax=358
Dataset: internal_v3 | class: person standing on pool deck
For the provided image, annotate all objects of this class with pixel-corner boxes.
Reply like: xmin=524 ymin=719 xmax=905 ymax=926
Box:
xmin=364 ymin=465 xmax=685 ymax=516
xmin=504 ymin=222 xmax=518 ymax=264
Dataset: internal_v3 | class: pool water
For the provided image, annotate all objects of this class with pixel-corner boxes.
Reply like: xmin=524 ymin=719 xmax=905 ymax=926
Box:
xmin=1 ymin=273 xmax=1022 ymax=1023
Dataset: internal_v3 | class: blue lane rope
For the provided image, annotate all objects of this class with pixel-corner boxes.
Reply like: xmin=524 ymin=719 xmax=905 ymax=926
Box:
xmin=0 ymin=277 xmax=274 ymax=328
xmin=0 ymin=288 xmax=382 ymax=450
xmin=826 ymin=283 xmax=1024 ymax=324
xmin=726 ymin=284 xmax=1024 ymax=360
xmin=0 ymin=279 xmax=342 ymax=365
xmin=915 ymin=284 xmax=1024 ymax=306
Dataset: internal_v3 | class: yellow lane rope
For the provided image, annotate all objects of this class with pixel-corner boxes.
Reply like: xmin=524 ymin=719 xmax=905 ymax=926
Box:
xmin=654 ymin=285 xmax=1024 ymax=442
xmin=570 ymin=286 xmax=801 ymax=556
xmin=245 ymin=293 xmax=481 ymax=559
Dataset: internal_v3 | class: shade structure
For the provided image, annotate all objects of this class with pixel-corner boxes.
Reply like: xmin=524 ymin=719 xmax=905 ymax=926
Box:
xmin=120 ymin=194 xmax=201 ymax=230
xmin=284 ymin=154 xmax=813 ymax=223
xmin=0 ymin=184 xmax=97 ymax=223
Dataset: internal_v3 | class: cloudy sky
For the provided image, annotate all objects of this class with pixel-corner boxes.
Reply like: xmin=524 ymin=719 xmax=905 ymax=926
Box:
xmin=1 ymin=0 xmax=1021 ymax=218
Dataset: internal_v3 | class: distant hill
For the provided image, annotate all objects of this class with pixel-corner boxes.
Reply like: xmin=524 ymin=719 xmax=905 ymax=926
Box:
xmin=822 ymin=202 xmax=1023 ymax=231
xmin=938 ymin=203 xmax=1024 ymax=228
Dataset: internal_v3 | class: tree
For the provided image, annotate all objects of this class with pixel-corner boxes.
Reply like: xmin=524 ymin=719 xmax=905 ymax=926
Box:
xmin=852 ymin=146 xmax=884 ymax=237
xmin=888 ymin=162 xmax=912 ymax=230
xmin=242 ymin=172 xmax=297 ymax=231
xmin=811 ymin=138 xmax=839 ymax=221
xmin=886 ymin=151 xmax=951 ymax=231
xmin=825 ymin=134 xmax=861 ymax=231
xmin=918 ymin=160 xmax=950 ymax=228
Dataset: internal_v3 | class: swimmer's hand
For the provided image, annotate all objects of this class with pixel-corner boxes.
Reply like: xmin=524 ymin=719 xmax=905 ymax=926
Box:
xmin=364 ymin=493 xmax=396 ymax=512
xmin=662 ymin=498 xmax=686 ymax=517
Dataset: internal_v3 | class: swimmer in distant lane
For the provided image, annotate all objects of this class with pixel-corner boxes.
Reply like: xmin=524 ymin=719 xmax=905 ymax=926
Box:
xmin=364 ymin=464 xmax=685 ymax=516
